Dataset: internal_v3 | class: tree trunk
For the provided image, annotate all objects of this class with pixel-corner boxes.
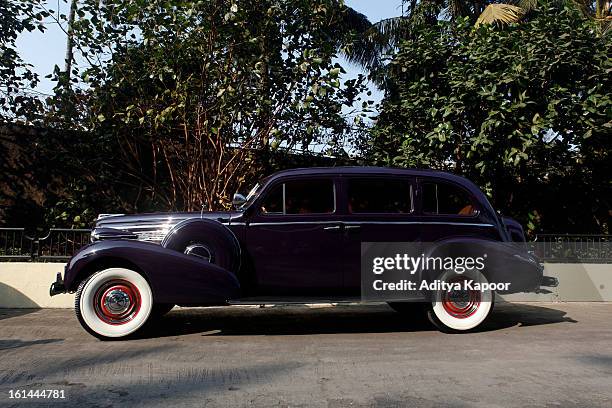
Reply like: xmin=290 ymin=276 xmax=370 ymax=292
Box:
xmin=63 ymin=0 xmax=78 ymax=89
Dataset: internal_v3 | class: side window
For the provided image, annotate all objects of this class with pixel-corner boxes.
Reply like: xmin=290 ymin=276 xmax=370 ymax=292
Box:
xmin=261 ymin=184 xmax=284 ymax=214
xmin=422 ymin=182 xmax=477 ymax=216
xmin=348 ymin=178 xmax=412 ymax=214
xmin=260 ymin=179 xmax=335 ymax=215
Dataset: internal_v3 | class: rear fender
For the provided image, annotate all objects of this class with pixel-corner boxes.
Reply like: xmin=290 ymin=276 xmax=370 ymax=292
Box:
xmin=502 ymin=216 xmax=526 ymax=242
xmin=64 ymin=240 xmax=240 ymax=304
xmin=421 ymin=238 xmax=543 ymax=294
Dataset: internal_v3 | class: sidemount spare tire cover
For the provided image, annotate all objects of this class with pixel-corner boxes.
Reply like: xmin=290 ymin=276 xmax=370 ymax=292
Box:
xmin=161 ymin=219 xmax=241 ymax=274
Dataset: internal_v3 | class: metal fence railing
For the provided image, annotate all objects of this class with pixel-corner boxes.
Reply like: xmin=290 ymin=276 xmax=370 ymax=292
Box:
xmin=38 ymin=229 xmax=92 ymax=261
xmin=533 ymin=234 xmax=612 ymax=263
xmin=0 ymin=228 xmax=92 ymax=262
xmin=0 ymin=228 xmax=31 ymax=260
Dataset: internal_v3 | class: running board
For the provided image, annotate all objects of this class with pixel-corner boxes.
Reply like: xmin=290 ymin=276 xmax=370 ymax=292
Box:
xmin=228 ymin=296 xmax=362 ymax=305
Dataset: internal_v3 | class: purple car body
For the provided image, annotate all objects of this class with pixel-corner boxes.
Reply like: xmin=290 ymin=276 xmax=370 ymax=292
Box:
xmin=50 ymin=167 xmax=558 ymax=337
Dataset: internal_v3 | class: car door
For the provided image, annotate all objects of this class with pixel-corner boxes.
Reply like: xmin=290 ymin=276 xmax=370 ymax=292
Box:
xmin=244 ymin=176 xmax=344 ymax=295
xmin=340 ymin=176 xmax=420 ymax=294
xmin=416 ymin=178 xmax=501 ymax=241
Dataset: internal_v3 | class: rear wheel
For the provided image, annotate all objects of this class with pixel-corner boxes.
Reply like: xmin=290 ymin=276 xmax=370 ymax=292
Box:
xmin=427 ymin=269 xmax=493 ymax=333
xmin=75 ymin=268 xmax=153 ymax=340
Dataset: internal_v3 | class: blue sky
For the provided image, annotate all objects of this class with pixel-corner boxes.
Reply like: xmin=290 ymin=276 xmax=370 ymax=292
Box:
xmin=17 ymin=0 xmax=404 ymax=97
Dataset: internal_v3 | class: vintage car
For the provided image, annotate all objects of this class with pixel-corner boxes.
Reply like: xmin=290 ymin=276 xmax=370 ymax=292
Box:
xmin=50 ymin=167 xmax=557 ymax=339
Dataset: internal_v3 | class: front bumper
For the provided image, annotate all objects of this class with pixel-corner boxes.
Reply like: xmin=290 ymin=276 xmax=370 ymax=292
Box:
xmin=49 ymin=272 xmax=66 ymax=296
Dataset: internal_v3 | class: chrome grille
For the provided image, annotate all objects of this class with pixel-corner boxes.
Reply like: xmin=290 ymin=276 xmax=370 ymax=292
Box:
xmin=134 ymin=229 xmax=168 ymax=243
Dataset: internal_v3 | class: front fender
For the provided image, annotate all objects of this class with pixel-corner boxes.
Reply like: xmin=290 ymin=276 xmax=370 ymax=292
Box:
xmin=64 ymin=240 xmax=240 ymax=304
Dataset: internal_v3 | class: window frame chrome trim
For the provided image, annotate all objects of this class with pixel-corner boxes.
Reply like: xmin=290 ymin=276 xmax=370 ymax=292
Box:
xmin=345 ymin=176 xmax=416 ymax=216
xmin=257 ymin=177 xmax=338 ymax=217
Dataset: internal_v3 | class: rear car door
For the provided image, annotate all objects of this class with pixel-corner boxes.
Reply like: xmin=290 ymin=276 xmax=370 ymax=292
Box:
xmin=244 ymin=176 xmax=344 ymax=295
xmin=417 ymin=178 xmax=501 ymax=241
xmin=340 ymin=176 xmax=419 ymax=294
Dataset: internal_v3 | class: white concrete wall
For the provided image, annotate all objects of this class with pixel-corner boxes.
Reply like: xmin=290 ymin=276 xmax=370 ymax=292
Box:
xmin=0 ymin=262 xmax=610 ymax=308
xmin=0 ymin=263 xmax=73 ymax=308
xmin=502 ymin=263 xmax=612 ymax=302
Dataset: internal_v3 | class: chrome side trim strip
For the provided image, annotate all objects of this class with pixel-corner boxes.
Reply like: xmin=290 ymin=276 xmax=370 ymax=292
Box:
xmin=101 ymin=220 xmax=494 ymax=229
xmin=97 ymin=224 xmax=175 ymax=231
xmin=243 ymin=221 xmax=495 ymax=227
xmin=99 ymin=221 xmax=229 ymax=231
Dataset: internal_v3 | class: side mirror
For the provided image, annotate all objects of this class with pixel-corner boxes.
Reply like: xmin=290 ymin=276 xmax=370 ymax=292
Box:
xmin=232 ymin=193 xmax=247 ymax=209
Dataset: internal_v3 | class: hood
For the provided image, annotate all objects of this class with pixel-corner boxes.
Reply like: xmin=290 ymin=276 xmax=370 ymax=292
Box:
xmin=93 ymin=211 xmax=241 ymax=243
xmin=96 ymin=211 xmax=238 ymax=228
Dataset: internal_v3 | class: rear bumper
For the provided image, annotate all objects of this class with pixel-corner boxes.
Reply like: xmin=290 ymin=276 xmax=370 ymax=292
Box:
xmin=49 ymin=272 xmax=66 ymax=296
xmin=541 ymin=275 xmax=559 ymax=288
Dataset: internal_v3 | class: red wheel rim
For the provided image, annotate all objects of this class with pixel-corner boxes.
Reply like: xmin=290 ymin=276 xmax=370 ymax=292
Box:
xmin=442 ymin=276 xmax=481 ymax=319
xmin=93 ymin=279 xmax=141 ymax=325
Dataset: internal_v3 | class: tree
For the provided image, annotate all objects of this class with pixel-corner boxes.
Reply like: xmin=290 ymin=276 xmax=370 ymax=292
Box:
xmin=477 ymin=0 xmax=611 ymax=30
xmin=370 ymin=4 xmax=611 ymax=234
xmin=345 ymin=0 xmax=611 ymax=79
xmin=50 ymin=0 xmax=371 ymax=212
xmin=0 ymin=0 xmax=48 ymax=122
xmin=345 ymin=0 xmax=504 ymax=74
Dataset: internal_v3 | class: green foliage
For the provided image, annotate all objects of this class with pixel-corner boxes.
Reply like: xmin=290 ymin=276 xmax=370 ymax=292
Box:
xmin=0 ymin=0 xmax=49 ymax=122
xmin=371 ymin=4 xmax=611 ymax=234
xmin=45 ymin=183 xmax=94 ymax=229
xmin=48 ymin=0 xmax=370 ymax=211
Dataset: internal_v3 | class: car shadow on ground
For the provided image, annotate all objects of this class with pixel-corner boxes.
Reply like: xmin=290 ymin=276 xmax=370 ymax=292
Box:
xmin=0 ymin=308 xmax=41 ymax=321
xmin=134 ymin=302 xmax=577 ymax=339
xmin=0 ymin=338 xmax=63 ymax=350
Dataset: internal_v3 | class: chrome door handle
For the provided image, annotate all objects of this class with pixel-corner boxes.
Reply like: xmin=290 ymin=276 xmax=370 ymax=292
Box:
xmin=323 ymin=225 xmax=341 ymax=231
xmin=345 ymin=225 xmax=361 ymax=231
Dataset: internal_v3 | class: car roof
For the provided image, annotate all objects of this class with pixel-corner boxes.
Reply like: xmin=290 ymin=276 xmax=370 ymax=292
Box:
xmin=268 ymin=166 xmax=468 ymax=184
xmin=259 ymin=166 xmax=498 ymax=223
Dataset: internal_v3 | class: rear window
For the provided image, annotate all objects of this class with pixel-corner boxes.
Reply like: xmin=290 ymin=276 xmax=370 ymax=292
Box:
xmin=261 ymin=179 xmax=335 ymax=214
xmin=348 ymin=178 xmax=412 ymax=214
xmin=422 ymin=182 xmax=477 ymax=216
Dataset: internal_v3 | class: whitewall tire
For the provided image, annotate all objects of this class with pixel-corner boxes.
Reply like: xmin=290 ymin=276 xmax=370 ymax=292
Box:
xmin=427 ymin=269 xmax=494 ymax=333
xmin=75 ymin=268 xmax=153 ymax=339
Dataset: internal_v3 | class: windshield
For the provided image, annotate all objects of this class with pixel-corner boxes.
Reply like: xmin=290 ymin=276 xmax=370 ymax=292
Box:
xmin=238 ymin=178 xmax=267 ymax=210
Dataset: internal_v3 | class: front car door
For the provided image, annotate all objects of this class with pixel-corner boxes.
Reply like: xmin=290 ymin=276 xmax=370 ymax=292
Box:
xmin=244 ymin=176 xmax=344 ymax=295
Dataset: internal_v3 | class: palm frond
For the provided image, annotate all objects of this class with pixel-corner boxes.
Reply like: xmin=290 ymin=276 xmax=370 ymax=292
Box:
xmin=515 ymin=0 xmax=538 ymax=12
xmin=445 ymin=0 xmax=471 ymax=20
xmin=341 ymin=7 xmax=373 ymax=35
xmin=372 ymin=16 xmax=408 ymax=48
xmin=476 ymin=4 xmax=525 ymax=26
xmin=340 ymin=15 xmax=408 ymax=70
xmin=599 ymin=17 xmax=612 ymax=36
xmin=335 ymin=8 xmax=377 ymax=69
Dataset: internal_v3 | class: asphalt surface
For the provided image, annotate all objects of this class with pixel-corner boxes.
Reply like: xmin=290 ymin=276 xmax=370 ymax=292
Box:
xmin=0 ymin=302 xmax=611 ymax=408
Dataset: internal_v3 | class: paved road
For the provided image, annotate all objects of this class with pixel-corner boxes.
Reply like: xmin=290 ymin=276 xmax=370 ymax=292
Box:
xmin=0 ymin=302 xmax=611 ymax=407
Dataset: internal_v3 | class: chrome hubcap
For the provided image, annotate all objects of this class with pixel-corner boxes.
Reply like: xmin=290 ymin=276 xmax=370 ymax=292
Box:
xmin=103 ymin=289 xmax=131 ymax=315
xmin=184 ymin=244 xmax=213 ymax=262
xmin=442 ymin=276 xmax=481 ymax=319
xmin=94 ymin=280 xmax=141 ymax=325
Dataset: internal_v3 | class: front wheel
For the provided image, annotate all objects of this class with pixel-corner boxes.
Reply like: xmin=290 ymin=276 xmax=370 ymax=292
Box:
xmin=75 ymin=268 xmax=153 ymax=340
xmin=427 ymin=269 xmax=494 ymax=333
